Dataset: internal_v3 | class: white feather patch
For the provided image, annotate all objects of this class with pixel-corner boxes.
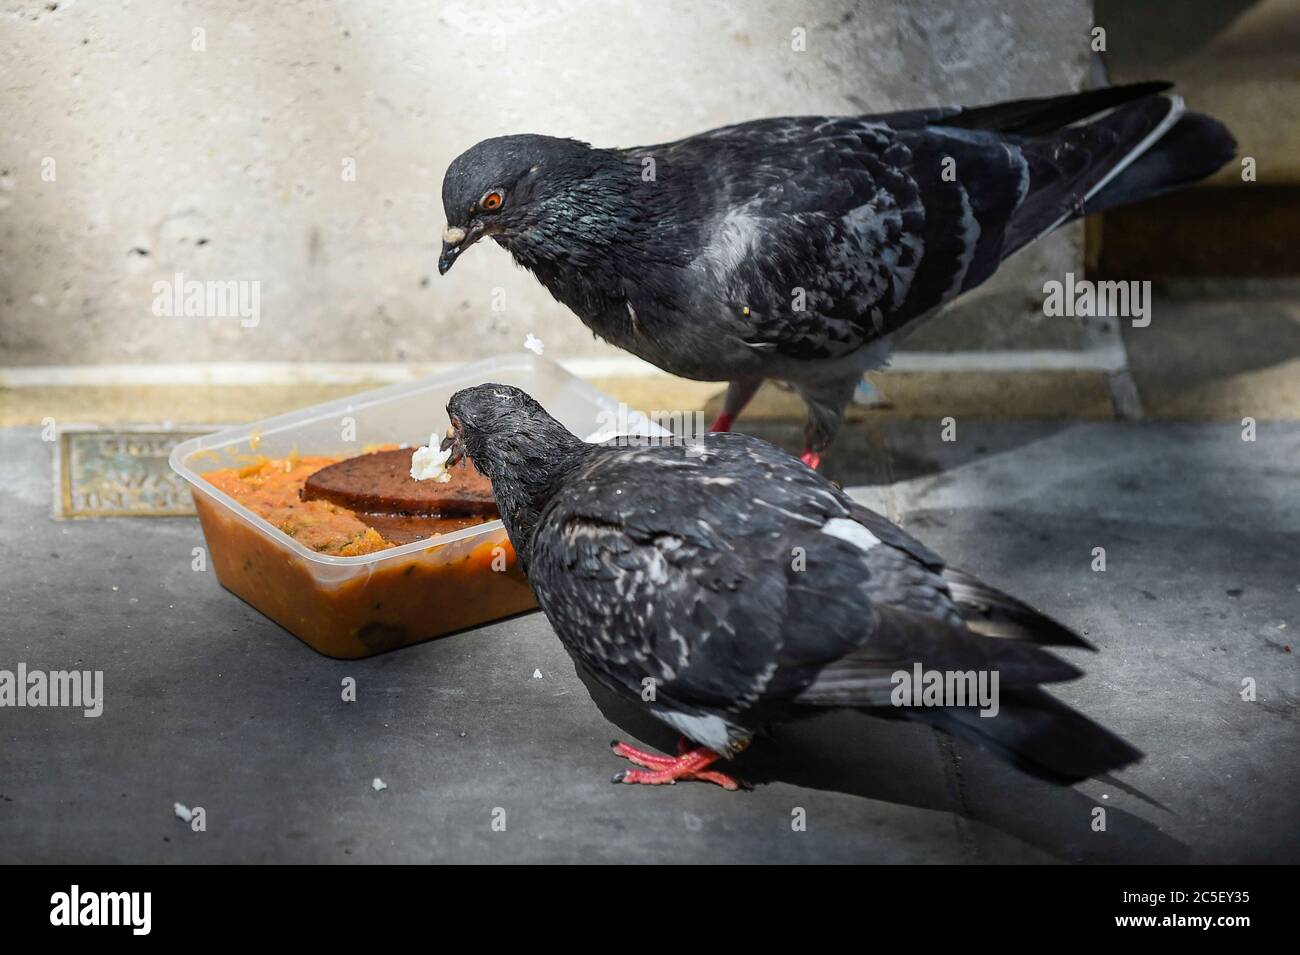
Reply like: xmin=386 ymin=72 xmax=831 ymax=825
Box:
xmin=654 ymin=710 xmax=736 ymax=753
xmin=821 ymin=517 xmax=881 ymax=552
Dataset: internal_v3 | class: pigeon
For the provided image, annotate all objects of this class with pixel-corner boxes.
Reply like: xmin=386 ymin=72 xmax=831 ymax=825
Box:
xmin=438 ymin=83 xmax=1234 ymax=467
xmin=438 ymin=383 xmax=1141 ymax=790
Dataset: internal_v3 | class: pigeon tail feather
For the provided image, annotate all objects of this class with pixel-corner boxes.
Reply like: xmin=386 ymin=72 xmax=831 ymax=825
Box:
xmin=1084 ymin=110 xmax=1237 ymax=214
xmin=999 ymin=93 xmax=1175 ymax=255
xmin=944 ymin=81 xmax=1174 ymax=136
xmin=942 ymin=567 xmax=1095 ymax=651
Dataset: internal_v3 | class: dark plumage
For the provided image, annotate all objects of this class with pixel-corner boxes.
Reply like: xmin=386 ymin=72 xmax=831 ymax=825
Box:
xmin=438 ymin=84 xmax=1235 ymax=464
xmin=441 ymin=383 xmax=1141 ymax=789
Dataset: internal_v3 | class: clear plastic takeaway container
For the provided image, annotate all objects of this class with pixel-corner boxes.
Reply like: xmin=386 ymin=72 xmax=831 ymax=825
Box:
xmin=170 ymin=354 xmax=664 ymax=659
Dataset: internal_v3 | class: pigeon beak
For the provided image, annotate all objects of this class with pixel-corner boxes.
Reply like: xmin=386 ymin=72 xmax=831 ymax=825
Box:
xmin=438 ymin=422 xmax=467 ymax=468
xmin=438 ymin=225 xmax=483 ymax=275
xmin=438 ymin=227 xmax=465 ymax=275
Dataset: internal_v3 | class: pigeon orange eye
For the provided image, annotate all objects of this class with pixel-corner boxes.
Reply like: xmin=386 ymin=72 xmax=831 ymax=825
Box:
xmin=481 ymin=191 xmax=503 ymax=211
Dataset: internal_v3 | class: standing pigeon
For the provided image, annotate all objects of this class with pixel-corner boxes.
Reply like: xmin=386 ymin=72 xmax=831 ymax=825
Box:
xmin=437 ymin=383 xmax=1140 ymax=789
xmin=438 ymin=83 xmax=1234 ymax=467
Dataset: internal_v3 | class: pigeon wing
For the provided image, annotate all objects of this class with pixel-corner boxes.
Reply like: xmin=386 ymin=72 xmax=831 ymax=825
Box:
xmin=649 ymin=114 xmax=1030 ymax=362
xmin=636 ymin=84 xmax=1195 ymax=363
xmin=525 ymin=434 xmax=1072 ymax=723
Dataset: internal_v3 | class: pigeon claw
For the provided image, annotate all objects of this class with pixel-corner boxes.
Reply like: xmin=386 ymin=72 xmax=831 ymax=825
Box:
xmin=609 ymin=739 xmax=748 ymax=791
xmin=612 ymin=769 xmax=675 ymax=786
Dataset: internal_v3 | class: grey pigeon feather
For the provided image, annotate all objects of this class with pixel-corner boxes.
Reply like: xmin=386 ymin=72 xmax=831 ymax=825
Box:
xmin=438 ymin=83 xmax=1235 ymax=461
xmin=440 ymin=383 xmax=1141 ymax=788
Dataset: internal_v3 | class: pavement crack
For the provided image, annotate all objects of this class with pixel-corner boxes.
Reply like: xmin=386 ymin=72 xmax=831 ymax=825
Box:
xmin=935 ymin=731 xmax=980 ymax=863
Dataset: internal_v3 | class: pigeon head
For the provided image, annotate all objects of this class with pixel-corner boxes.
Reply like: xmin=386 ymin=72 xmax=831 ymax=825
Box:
xmin=438 ymin=134 xmax=606 ymax=275
xmin=443 ymin=383 xmax=586 ymax=566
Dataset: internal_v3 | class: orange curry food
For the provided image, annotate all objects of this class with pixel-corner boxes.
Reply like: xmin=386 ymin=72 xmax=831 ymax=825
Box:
xmin=193 ymin=448 xmax=536 ymax=659
xmin=206 ymin=454 xmax=393 ymax=556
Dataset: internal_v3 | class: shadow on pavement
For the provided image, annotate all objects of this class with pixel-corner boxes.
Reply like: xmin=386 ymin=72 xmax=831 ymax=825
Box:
xmin=575 ymin=663 xmax=1189 ymax=864
xmin=742 ymin=417 xmax=1079 ymax=489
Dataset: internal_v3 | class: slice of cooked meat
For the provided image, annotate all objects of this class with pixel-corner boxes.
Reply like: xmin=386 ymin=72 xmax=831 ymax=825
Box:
xmin=301 ymin=448 xmax=497 ymax=516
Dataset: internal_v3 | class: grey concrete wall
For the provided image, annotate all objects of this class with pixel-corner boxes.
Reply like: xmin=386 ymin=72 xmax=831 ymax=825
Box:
xmin=0 ymin=0 xmax=1090 ymax=367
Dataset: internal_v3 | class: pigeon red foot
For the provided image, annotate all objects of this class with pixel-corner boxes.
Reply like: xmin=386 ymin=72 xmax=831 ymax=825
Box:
xmin=800 ymin=449 xmax=821 ymax=470
xmin=708 ymin=412 xmax=735 ymax=433
xmin=610 ymin=738 xmax=750 ymax=791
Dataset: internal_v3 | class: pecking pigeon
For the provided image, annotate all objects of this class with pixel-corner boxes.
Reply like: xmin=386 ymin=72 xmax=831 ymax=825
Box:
xmin=438 ymin=83 xmax=1234 ymax=467
xmin=437 ymin=383 xmax=1141 ymax=790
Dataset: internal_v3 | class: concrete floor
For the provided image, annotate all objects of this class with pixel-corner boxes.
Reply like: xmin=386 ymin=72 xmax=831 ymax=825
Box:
xmin=1 ymin=418 xmax=1297 ymax=863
